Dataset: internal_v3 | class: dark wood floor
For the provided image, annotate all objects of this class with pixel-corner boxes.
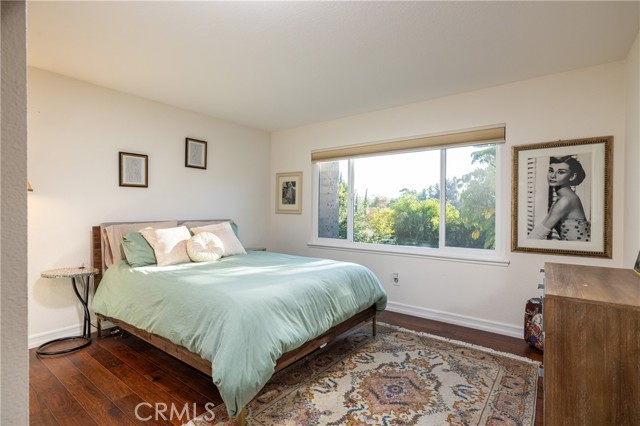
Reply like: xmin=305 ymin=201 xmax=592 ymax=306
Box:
xmin=29 ymin=311 xmax=543 ymax=425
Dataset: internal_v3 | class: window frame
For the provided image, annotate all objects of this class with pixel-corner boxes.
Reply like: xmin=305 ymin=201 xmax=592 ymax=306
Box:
xmin=310 ymin=133 xmax=509 ymax=267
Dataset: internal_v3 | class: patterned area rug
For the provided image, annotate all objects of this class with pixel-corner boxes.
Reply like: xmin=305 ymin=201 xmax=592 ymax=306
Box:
xmin=185 ymin=323 xmax=539 ymax=426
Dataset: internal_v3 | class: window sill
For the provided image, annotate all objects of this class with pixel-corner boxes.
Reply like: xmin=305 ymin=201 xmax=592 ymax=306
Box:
xmin=307 ymin=240 xmax=510 ymax=267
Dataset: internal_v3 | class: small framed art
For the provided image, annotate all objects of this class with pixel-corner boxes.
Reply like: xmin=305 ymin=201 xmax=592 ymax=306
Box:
xmin=512 ymin=136 xmax=612 ymax=258
xmin=119 ymin=152 xmax=148 ymax=188
xmin=276 ymin=172 xmax=302 ymax=214
xmin=185 ymin=138 xmax=207 ymax=169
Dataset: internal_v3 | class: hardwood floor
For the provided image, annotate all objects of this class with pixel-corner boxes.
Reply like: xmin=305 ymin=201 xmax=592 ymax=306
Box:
xmin=29 ymin=311 xmax=544 ymax=425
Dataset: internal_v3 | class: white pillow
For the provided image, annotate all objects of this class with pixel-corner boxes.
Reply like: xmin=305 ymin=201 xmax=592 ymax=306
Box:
xmin=139 ymin=226 xmax=192 ymax=266
xmin=187 ymin=232 xmax=224 ymax=262
xmin=191 ymin=222 xmax=246 ymax=257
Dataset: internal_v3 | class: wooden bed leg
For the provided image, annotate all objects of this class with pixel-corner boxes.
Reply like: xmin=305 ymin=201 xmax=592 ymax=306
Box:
xmin=372 ymin=315 xmax=377 ymax=336
xmin=97 ymin=316 xmax=102 ymax=338
xmin=237 ymin=408 xmax=246 ymax=426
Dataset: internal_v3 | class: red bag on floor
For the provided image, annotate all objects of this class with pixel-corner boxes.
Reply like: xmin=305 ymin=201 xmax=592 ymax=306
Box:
xmin=524 ymin=297 xmax=544 ymax=351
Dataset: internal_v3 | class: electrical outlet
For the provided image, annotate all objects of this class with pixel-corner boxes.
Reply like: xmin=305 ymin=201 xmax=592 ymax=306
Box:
xmin=393 ymin=272 xmax=399 ymax=286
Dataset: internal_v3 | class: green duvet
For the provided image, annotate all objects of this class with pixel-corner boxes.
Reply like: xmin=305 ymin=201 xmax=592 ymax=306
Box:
xmin=92 ymin=251 xmax=387 ymax=417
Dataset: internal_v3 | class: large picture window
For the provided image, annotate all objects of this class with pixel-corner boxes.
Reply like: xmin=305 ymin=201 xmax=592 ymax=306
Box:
xmin=313 ymin=126 xmax=505 ymax=259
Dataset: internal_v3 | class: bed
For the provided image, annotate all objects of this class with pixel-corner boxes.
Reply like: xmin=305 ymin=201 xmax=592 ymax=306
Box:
xmin=90 ymin=221 xmax=387 ymax=424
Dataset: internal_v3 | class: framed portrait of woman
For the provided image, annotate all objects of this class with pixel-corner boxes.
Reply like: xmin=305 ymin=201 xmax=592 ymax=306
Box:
xmin=512 ymin=136 xmax=612 ymax=258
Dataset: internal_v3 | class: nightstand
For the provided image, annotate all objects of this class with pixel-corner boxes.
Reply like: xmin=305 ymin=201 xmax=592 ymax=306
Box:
xmin=37 ymin=266 xmax=98 ymax=356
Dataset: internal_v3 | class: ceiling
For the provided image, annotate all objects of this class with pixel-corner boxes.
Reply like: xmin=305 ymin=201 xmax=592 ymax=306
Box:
xmin=28 ymin=1 xmax=639 ymax=132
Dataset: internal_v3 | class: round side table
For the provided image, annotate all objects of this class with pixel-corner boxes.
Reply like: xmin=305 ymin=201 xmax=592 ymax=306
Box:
xmin=36 ymin=267 xmax=98 ymax=356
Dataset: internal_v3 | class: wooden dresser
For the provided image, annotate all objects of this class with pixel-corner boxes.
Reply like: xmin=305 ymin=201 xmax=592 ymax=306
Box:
xmin=543 ymin=262 xmax=640 ymax=426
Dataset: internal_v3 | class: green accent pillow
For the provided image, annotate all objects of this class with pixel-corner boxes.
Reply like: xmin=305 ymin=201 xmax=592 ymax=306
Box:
xmin=122 ymin=231 xmax=157 ymax=267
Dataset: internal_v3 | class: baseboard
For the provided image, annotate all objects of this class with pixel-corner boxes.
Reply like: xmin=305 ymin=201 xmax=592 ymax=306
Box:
xmin=29 ymin=305 xmax=521 ymax=348
xmin=385 ymin=301 xmax=523 ymax=339
xmin=28 ymin=323 xmax=100 ymax=349
xmin=29 ymin=324 xmax=81 ymax=349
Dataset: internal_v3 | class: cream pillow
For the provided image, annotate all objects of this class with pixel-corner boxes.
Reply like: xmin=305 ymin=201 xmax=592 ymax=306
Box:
xmin=191 ymin=222 xmax=246 ymax=257
xmin=139 ymin=226 xmax=192 ymax=266
xmin=187 ymin=232 xmax=224 ymax=262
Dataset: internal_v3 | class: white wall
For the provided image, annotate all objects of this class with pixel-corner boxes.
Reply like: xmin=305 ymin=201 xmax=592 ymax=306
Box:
xmin=28 ymin=68 xmax=271 ymax=345
xmin=624 ymin=31 xmax=640 ymax=267
xmin=270 ymin=61 xmax=628 ymax=336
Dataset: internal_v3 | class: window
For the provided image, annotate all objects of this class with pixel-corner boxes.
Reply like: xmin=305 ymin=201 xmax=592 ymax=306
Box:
xmin=313 ymin=126 xmax=504 ymax=259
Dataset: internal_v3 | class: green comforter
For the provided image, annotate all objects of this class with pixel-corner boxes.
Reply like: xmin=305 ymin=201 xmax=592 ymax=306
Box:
xmin=92 ymin=251 xmax=387 ymax=417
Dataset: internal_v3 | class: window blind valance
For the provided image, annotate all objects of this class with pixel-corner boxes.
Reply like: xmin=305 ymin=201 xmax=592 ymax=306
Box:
xmin=311 ymin=125 xmax=505 ymax=163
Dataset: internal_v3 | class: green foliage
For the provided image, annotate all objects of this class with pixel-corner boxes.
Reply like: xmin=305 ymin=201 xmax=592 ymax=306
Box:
xmin=389 ymin=192 xmax=439 ymax=247
xmin=338 ymin=180 xmax=348 ymax=239
xmin=455 ymin=146 xmax=496 ymax=249
xmin=426 ymin=177 xmax=462 ymax=209
xmin=354 ymin=206 xmax=394 ymax=244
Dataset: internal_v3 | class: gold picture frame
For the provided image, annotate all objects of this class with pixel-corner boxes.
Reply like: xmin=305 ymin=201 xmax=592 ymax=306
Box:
xmin=276 ymin=172 xmax=302 ymax=214
xmin=511 ymin=136 xmax=612 ymax=258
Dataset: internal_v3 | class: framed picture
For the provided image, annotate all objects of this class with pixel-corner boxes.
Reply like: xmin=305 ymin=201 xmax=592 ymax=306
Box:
xmin=185 ymin=138 xmax=207 ymax=169
xmin=276 ymin=172 xmax=302 ymax=214
xmin=119 ymin=152 xmax=148 ymax=188
xmin=512 ymin=136 xmax=612 ymax=258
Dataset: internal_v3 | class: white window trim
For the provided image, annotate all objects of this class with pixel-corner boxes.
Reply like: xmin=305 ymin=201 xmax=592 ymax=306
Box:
xmin=308 ymin=239 xmax=510 ymax=266
xmin=310 ymin=145 xmax=509 ymax=267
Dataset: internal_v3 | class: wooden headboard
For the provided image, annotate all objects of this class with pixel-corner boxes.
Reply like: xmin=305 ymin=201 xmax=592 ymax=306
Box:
xmin=91 ymin=219 xmax=234 ymax=290
xmin=91 ymin=226 xmax=104 ymax=287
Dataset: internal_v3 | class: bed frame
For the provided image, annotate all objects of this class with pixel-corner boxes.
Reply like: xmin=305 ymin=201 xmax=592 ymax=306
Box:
xmin=91 ymin=225 xmax=377 ymax=425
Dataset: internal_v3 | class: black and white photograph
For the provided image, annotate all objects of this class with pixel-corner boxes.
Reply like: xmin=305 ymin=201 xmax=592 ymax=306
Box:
xmin=185 ymin=138 xmax=207 ymax=169
xmin=119 ymin=152 xmax=148 ymax=188
xmin=275 ymin=171 xmax=302 ymax=214
xmin=512 ymin=136 xmax=612 ymax=258
xmin=282 ymin=181 xmax=296 ymax=205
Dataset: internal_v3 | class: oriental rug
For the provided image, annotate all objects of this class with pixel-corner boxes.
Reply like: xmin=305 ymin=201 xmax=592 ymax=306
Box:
xmin=184 ymin=323 xmax=539 ymax=426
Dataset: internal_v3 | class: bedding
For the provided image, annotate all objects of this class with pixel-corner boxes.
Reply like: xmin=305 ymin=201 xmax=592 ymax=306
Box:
xmin=103 ymin=220 xmax=178 ymax=267
xmin=180 ymin=220 xmax=239 ymax=237
xmin=191 ymin=221 xmax=246 ymax=256
xmin=139 ymin=226 xmax=192 ymax=266
xmin=92 ymin=251 xmax=387 ymax=418
xmin=122 ymin=231 xmax=156 ymax=267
